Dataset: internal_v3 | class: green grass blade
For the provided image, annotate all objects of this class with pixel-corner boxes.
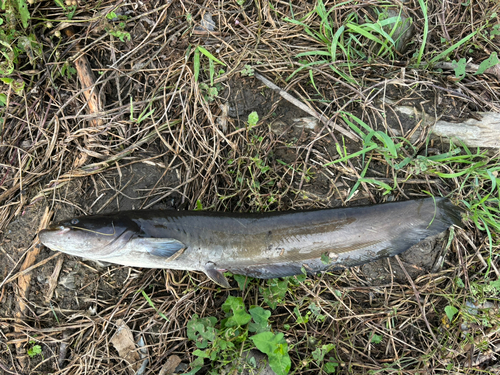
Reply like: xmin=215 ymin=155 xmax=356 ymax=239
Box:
xmin=141 ymin=290 xmax=169 ymax=321
xmin=347 ymin=156 xmax=372 ymax=201
xmin=416 ymin=0 xmax=428 ymax=66
xmin=324 ymin=143 xmax=378 ymax=166
xmin=429 ymin=30 xmax=478 ymax=65
xmin=197 ymin=46 xmax=226 ymax=66
xmin=194 ymin=48 xmax=200 ymax=82
xmin=346 ymin=23 xmax=384 ymax=45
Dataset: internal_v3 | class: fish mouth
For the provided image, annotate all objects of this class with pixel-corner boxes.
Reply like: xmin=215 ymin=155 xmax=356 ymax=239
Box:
xmin=39 ymin=226 xmax=71 ymax=247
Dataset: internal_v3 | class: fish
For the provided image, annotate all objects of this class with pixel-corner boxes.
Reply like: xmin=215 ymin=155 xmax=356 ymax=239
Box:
xmin=38 ymin=198 xmax=463 ymax=288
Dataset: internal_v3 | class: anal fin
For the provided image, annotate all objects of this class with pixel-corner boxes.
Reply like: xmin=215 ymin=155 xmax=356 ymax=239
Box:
xmin=204 ymin=262 xmax=230 ymax=288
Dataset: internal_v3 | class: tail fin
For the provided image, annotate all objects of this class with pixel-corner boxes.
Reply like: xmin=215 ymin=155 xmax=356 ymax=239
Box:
xmin=436 ymin=198 xmax=464 ymax=228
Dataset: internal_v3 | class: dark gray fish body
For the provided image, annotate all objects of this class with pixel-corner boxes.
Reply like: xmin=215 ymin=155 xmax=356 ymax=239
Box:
xmin=39 ymin=198 xmax=462 ymax=287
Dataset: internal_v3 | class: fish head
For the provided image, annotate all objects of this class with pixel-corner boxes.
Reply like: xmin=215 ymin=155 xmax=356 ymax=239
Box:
xmin=39 ymin=215 xmax=138 ymax=259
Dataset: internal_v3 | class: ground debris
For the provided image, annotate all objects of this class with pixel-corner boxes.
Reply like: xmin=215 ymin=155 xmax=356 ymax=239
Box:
xmin=110 ymin=319 xmax=148 ymax=375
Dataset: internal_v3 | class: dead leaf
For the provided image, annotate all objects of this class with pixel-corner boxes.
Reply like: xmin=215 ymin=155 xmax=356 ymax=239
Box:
xmin=110 ymin=319 xmax=142 ymax=374
xmin=159 ymin=355 xmax=182 ymax=375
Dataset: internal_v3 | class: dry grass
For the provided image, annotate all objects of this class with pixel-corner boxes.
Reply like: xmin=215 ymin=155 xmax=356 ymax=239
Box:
xmin=1 ymin=0 xmax=500 ymax=374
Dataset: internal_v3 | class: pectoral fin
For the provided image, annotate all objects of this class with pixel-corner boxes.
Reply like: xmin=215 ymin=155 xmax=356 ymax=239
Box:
xmin=204 ymin=262 xmax=231 ymax=288
xmin=130 ymin=237 xmax=186 ymax=258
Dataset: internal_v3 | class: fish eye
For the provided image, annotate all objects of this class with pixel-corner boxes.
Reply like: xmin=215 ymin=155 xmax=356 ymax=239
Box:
xmin=71 ymin=218 xmax=79 ymax=225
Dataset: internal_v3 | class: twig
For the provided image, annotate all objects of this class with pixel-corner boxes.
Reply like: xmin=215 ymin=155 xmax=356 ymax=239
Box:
xmin=254 ymin=72 xmax=359 ymax=142
xmin=45 ymin=256 xmax=64 ymax=303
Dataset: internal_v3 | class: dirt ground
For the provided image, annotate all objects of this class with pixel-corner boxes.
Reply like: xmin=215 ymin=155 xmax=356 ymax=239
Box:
xmin=1 ymin=0 xmax=499 ymax=374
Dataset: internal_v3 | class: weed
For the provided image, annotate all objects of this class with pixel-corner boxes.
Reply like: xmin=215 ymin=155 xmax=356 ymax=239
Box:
xmin=451 ymin=58 xmax=467 ymax=80
xmin=129 ymin=97 xmax=155 ymax=123
xmin=286 ymin=1 xmax=411 ymax=83
xmin=0 ymin=76 xmax=24 ymax=95
xmin=312 ymin=344 xmax=338 ymax=373
xmin=186 ymin=296 xmax=291 ymax=375
xmin=199 ymin=82 xmax=221 ymax=102
xmin=370 ymin=334 xmax=383 ymax=344
xmin=107 ymin=23 xmax=131 ymax=42
xmin=240 ymin=64 xmax=254 ymax=77
xmin=27 ymin=341 xmax=42 ymax=359
xmin=61 ymin=61 xmax=76 ymax=79
xmin=475 ymin=52 xmax=499 ymax=75
xmin=247 ymin=111 xmax=259 ymax=129
xmin=140 ymin=290 xmax=169 ymax=321
xmin=193 ymin=45 xmax=225 ymax=101
xmin=415 ymin=0 xmax=428 ymax=66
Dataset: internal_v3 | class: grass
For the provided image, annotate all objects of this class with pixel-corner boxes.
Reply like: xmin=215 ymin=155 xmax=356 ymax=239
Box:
xmin=0 ymin=0 xmax=499 ymax=374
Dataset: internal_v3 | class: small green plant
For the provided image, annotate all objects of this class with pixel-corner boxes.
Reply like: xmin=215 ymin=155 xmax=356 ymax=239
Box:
xmin=240 ymin=64 xmax=254 ymax=77
xmin=193 ymin=45 xmax=225 ymax=101
xmin=294 ymin=306 xmax=311 ymax=324
xmin=286 ymin=1 xmax=411 ymax=83
xmin=451 ymin=58 xmax=467 ymax=80
xmin=2 ymin=0 xmax=30 ymax=29
xmin=0 ymin=76 xmax=24 ymax=95
xmin=247 ymin=111 xmax=259 ymax=129
xmin=105 ymin=8 xmax=131 ymax=41
xmin=312 ymin=344 xmax=338 ymax=373
xmin=308 ymin=303 xmax=326 ymax=322
xmin=129 ymin=97 xmax=155 ymax=123
xmin=187 ymin=296 xmax=291 ymax=374
xmin=475 ymin=52 xmax=499 ymax=75
xmin=61 ymin=61 xmax=77 ymax=79
xmin=260 ymin=278 xmax=288 ymax=309
xmin=27 ymin=341 xmax=42 ymax=358
xmin=107 ymin=24 xmax=131 ymax=42
xmin=370 ymin=333 xmax=383 ymax=344
xmin=199 ymin=82 xmax=221 ymax=102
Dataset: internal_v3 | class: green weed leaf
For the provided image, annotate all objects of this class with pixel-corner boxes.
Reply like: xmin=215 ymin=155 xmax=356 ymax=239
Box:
xmin=444 ymin=305 xmax=459 ymax=322
xmin=249 ymin=306 xmax=271 ymax=333
xmin=309 ymin=303 xmax=326 ymax=322
xmin=312 ymin=344 xmax=335 ymax=362
xmin=324 ymin=361 xmax=339 ymax=373
xmin=195 ymin=199 xmax=203 ymax=211
xmin=27 ymin=344 xmax=42 ymax=358
xmin=251 ymin=332 xmax=291 ymax=375
xmin=451 ymin=58 xmax=467 ymax=79
xmin=248 ymin=111 xmax=259 ymax=128
xmin=261 ymin=279 xmax=288 ymax=309
xmin=294 ymin=307 xmax=310 ymax=324
xmin=194 ymin=47 xmax=200 ymax=82
xmin=475 ymin=52 xmax=499 ymax=75
xmin=0 ymin=77 xmax=24 ymax=96
xmin=233 ymin=274 xmax=252 ymax=290
xmin=141 ymin=290 xmax=169 ymax=321
xmin=371 ymin=334 xmax=383 ymax=344
xmin=187 ymin=315 xmax=218 ymax=348
xmin=222 ymin=296 xmax=251 ymax=327
xmin=197 ymin=46 xmax=226 ymax=66
xmin=16 ymin=0 xmax=30 ymax=28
